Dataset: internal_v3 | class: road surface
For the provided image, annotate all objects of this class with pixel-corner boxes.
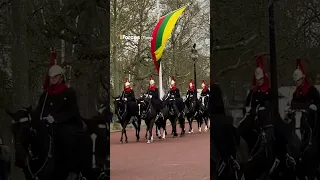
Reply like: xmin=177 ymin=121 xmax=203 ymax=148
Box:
xmin=110 ymin=121 xmax=210 ymax=180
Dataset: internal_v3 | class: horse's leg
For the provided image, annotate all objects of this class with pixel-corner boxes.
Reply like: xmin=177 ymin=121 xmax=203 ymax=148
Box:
xmin=120 ymin=121 xmax=124 ymax=143
xmin=137 ymin=117 xmax=142 ymax=140
xmin=132 ymin=120 xmax=139 ymax=141
xmin=180 ymin=117 xmax=185 ymax=137
xmin=162 ymin=118 xmax=166 ymax=140
xmin=204 ymin=116 xmax=209 ymax=131
xmin=156 ymin=122 xmax=162 ymax=139
xmin=169 ymin=117 xmax=174 ymax=135
xmin=199 ymin=117 xmax=204 ymax=132
xmin=188 ymin=115 xmax=193 ymax=133
xmin=172 ymin=118 xmax=178 ymax=137
xmin=123 ymin=120 xmax=129 ymax=143
xmin=145 ymin=120 xmax=149 ymax=140
xmin=147 ymin=118 xmax=155 ymax=144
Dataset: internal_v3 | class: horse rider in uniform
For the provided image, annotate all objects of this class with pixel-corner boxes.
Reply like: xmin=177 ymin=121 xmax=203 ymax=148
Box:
xmin=35 ymin=64 xmax=84 ymax=179
xmin=238 ymin=56 xmax=276 ymax=180
xmin=121 ymin=78 xmax=137 ymax=115
xmin=290 ymin=59 xmax=320 ymax=171
xmin=167 ymin=76 xmax=184 ymax=117
xmin=199 ymin=80 xmax=210 ymax=131
xmin=186 ymin=79 xmax=196 ymax=98
xmin=291 ymin=58 xmax=320 ymax=124
xmin=185 ymin=79 xmax=198 ymax=111
xmin=146 ymin=76 xmax=163 ymax=121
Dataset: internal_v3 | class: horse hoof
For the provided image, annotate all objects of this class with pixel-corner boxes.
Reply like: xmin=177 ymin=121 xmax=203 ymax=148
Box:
xmin=120 ymin=141 xmax=123 ymax=144
xmin=158 ymin=136 xmax=162 ymax=139
xmin=136 ymin=139 xmax=139 ymax=142
xmin=162 ymin=137 xmax=165 ymax=140
xmin=147 ymin=140 xmax=151 ymax=144
xmin=125 ymin=140 xmax=128 ymax=143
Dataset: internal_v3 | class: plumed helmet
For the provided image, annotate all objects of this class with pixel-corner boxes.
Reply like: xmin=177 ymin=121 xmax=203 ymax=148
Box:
xmin=149 ymin=76 xmax=155 ymax=85
xmin=255 ymin=67 xmax=264 ymax=80
xmin=189 ymin=79 xmax=194 ymax=87
xmin=201 ymin=80 xmax=206 ymax=88
xmin=124 ymin=77 xmax=130 ymax=87
xmin=293 ymin=69 xmax=304 ymax=81
xmin=48 ymin=65 xmax=64 ymax=77
xmin=293 ymin=58 xmax=305 ymax=81
xmin=170 ymin=76 xmax=175 ymax=85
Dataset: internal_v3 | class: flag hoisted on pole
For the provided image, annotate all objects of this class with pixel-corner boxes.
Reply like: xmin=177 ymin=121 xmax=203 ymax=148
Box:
xmin=151 ymin=3 xmax=190 ymax=98
xmin=43 ymin=51 xmax=57 ymax=90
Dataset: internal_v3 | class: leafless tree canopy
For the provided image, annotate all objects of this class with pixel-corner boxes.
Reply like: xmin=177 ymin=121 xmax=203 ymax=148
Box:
xmin=211 ymin=0 xmax=320 ymax=100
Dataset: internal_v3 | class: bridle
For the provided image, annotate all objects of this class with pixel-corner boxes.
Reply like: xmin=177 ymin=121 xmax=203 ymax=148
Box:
xmin=12 ymin=110 xmax=53 ymax=180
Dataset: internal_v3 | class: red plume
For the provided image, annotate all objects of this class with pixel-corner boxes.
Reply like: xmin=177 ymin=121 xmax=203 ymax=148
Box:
xmin=201 ymin=80 xmax=208 ymax=92
xmin=149 ymin=76 xmax=156 ymax=90
xmin=296 ymin=58 xmax=306 ymax=75
xmin=171 ymin=76 xmax=175 ymax=81
xmin=295 ymin=58 xmax=310 ymax=95
xmin=188 ymin=79 xmax=194 ymax=91
xmin=256 ymin=55 xmax=264 ymax=68
xmin=252 ymin=55 xmax=270 ymax=92
xmin=43 ymin=51 xmax=57 ymax=90
xmin=124 ymin=77 xmax=131 ymax=91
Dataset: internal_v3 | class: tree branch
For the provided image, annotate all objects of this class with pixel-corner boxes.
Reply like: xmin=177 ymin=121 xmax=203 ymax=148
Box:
xmin=216 ymin=52 xmax=269 ymax=77
xmin=212 ymin=34 xmax=258 ymax=51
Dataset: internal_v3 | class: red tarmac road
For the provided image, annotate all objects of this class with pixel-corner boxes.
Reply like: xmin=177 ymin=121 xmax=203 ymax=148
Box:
xmin=110 ymin=121 xmax=210 ymax=180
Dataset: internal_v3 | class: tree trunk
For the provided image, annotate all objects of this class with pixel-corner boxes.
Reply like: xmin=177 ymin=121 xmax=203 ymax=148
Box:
xmin=112 ymin=0 xmax=119 ymax=97
xmin=10 ymin=0 xmax=29 ymax=179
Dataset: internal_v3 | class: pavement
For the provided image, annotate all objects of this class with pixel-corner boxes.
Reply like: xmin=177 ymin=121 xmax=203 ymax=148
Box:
xmin=110 ymin=121 xmax=210 ymax=180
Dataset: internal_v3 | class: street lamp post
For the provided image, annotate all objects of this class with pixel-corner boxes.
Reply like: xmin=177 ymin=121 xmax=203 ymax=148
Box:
xmin=191 ymin=43 xmax=198 ymax=93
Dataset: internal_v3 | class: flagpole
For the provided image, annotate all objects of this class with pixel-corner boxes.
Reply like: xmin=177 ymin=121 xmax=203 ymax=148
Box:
xmin=157 ymin=0 xmax=164 ymax=98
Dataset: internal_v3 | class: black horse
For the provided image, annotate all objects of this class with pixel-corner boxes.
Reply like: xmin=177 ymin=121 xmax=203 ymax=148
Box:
xmin=6 ymin=106 xmax=93 ymax=180
xmin=184 ymin=94 xmax=199 ymax=133
xmin=199 ymin=95 xmax=210 ymax=132
xmin=0 ymin=136 xmax=11 ymax=180
xmin=164 ymin=94 xmax=185 ymax=137
xmin=114 ymin=95 xmax=141 ymax=143
xmin=210 ymin=83 xmax=249 ymax=180
xmin=137 ymin=94 xmax=157 ymax=143
xmin=273 ymin=103 xmax=320 ymax=180
xmin=237 ymin=104 xmax=276 ymax=180
xmin=81 ymin=103 xmax=110 ymax=180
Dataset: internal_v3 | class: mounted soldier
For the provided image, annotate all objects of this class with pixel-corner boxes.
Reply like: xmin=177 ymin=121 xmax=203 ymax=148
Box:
xmin=238 ymin=56 xmax=276 ymax=180
xmin=121 ymin=77 xmax=137 ymax=115
xmin=114 ymin=78 xmax=141 ymax=143
xmin=185 ymin=79 xmax=199 ymax=133
xmin=291 ymin=58 xmax=320 ymax=125
xmin=145 ymin=76 xmax=163 ymax=121
xmin=199 ymin=80 xmax=210 ymax=131
xmin=36 ymin=64 xmax=84 ymax=179
xmin=165 ymin=76 xmax=186 ymax=136
xmin=186 ymin=79 xmax=197 ymax=100
xmin=166 ymin=76 xmax=183 ymax=116
xmin=282 ymin=58 xmax=320 ymax=179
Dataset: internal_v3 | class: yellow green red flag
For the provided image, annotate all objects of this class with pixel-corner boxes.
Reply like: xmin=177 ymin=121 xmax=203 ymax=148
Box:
xmin=150 ymin=5 xmax=188 ymax=73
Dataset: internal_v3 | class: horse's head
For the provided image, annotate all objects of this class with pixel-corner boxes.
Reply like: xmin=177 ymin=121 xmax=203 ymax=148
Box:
xmin=287 ymin=103 xmax=310 ymax=124
xmin=6 ymin=106 xmax=33 ymax=168
xmin=286 ymin=106 xmax=311 ymax=159
xmin=113 ymin=96 xmax=125 ymax=112
xmin=137 ymin=94 xmax=151 ymax=118
xmin=6 ymin=106 xmax=32 ymax=142
xmin=186 ymin=95 xmax=196 ymax=108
